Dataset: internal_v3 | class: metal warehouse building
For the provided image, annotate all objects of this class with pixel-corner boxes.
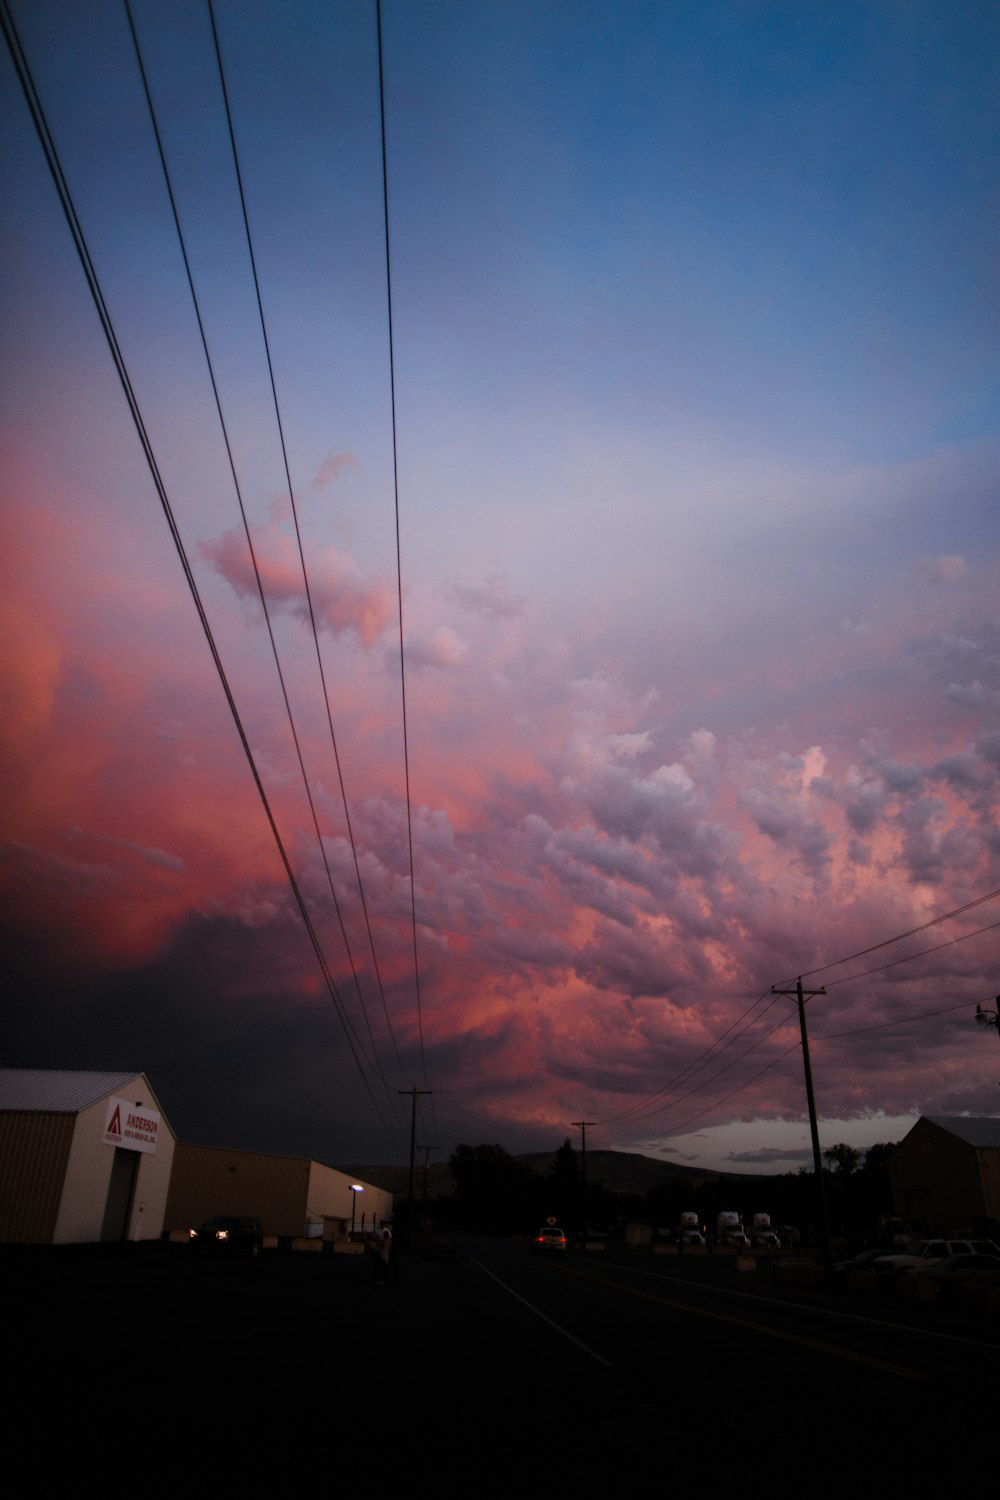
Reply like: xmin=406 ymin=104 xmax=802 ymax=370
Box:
xmin=165 ymin=1142 xmax=393 ymax=1243
xmin=0 ymin=1069 xmax=175 ymax=1244
xmin=891 ymin=1115 xmax=1000 ymax=1231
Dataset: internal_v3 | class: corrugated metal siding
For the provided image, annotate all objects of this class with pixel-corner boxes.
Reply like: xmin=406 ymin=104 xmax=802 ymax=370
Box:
xmin=0 ymin=1112 xmax=74 ymax=1242
xmin=925 ymin=1115 xmax=1000 ymax=1150
xmin=165 ymin=1144 xmax=312 ymax=1237
xmin=0 ymin=1069 xmax=142 ymax=1113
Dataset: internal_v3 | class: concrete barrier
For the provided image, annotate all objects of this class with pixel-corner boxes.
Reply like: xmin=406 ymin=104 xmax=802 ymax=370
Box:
xmin=773 ymin=1258 xmax=823 ymax=1287
xmin=894 ymin=1273 xmax=939 ymax=1302
xmin=844 ymin=1269 xmax=883 ymax=1293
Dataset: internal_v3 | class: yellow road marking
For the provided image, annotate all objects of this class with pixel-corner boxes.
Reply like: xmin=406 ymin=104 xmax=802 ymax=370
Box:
xmin=560 ymin=1265 xmax=928 ymax=1380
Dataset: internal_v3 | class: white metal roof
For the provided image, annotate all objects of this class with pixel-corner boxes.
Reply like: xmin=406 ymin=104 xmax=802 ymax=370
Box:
xmin=923 ymin=1116 xmax=1000 ymax=1149
xmin=0 ymin=1068 xmax=149 ymax=1114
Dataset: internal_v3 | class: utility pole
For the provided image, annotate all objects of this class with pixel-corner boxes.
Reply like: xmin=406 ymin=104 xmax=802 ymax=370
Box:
xmin=771 ymin=978 xmax=832 ymax=1283
xmin=571 ymin=1120 xmax=595 ymax=1248
xmin=418 ymin=1143 xmax=439 ymax=1244
xmin=398 ymin=1088 xmax=431 ymax=1249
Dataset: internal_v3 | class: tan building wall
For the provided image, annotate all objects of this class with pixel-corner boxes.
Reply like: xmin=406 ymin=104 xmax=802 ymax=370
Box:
xmin=53 ymin=1092 xmax=174 ymax=1244
xmin=305 ymin=1160 xmax=393 ymax=1235
xmin=165 ymin=1144 xmax=392 ymax=1239
xmin=0 ymin=1073 xmax=175 ymax=1244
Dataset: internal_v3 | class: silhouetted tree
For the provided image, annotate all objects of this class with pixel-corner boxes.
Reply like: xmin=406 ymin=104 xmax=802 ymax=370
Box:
xmin=823 ymin=1142 xmax=861 ymax=1176
xmin=862 ymin=1141 xmax=897 ymax=1172
xmin=547 ymin=1137 xmax=581 ymax=1235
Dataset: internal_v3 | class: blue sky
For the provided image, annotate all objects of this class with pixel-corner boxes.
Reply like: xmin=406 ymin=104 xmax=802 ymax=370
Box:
xmin=2 ymin=1 xmax=998 ymax=1170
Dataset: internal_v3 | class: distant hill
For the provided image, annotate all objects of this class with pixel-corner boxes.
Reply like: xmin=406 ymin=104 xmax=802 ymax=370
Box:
xmin=516 ymin=1147 xmax=776 ymax=1192
xmin=340 ymin=1147 xmax=780 ymax=1200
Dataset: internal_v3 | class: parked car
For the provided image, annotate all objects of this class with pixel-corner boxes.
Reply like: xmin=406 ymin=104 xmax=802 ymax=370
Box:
xmin=189 ymin=1215 xmax=264 ymax=1256
xmin=872 ymin=1238 xmax=999 ymax=1272
xmin=532 ymin=1226 xmax=567 ymax=1254
xmin=832 ymin=1246 xmax=899 ymax=1278
xmin=910 ymin=1253 xmax=1000 ymax=1281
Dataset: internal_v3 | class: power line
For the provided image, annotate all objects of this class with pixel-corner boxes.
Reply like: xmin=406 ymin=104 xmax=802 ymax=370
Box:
xmin=376 ymin=0 xmax=431 ymax=1093
xmin=123 ymin=0 xmax=400 ymax=1109
xmin=812 ymin=994 xmax=989 ymax=1043
xmin=791 ymin=884 xmax=1000 ymax=984
xmin=597 ymin=892 xmax=999 ymax=1134
xmin=822 ymin=918 xmax=1000 ymax=988
xmin=1 ymin=0 xmax=404 ymax=1153
xmin=205 ymin=0 xmax=410 ymax=1085
xmin=597 ymin=986 xmax=783 ymax=1127
xmin=624 ymin=992 xmax=995 ymax=1147
xmin=608 ymin=1003 xmax=799 ymax=1130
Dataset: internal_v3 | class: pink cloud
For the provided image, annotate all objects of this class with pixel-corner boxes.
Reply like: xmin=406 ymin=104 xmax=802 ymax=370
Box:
xmin=448 ymin=573 xmax=527 ymax=619
xmin=199 ymin=520 xmax=392 ymax=644
xmin=312 ymin=451 xmax=358 ymax=491
xmin=4 ymin=433 xmax=999 ymax=1151
xmin=915 ymin=554 xmax=967 ymax=583
xmin=405 ymin=626 xmax=469 ymax=670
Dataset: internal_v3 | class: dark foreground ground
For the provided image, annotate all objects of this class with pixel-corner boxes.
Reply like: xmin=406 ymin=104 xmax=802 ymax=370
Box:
xmin=9 ymin=1236 xmax=997 ymax=1489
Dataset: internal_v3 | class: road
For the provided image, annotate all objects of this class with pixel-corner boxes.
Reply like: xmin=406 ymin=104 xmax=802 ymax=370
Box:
xmin=10 ymin=1237 xmax=996 ymax=1487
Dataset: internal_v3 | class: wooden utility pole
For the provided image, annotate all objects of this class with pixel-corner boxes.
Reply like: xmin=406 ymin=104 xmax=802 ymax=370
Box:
xmin=418 ymin=1143 xmax=438 ymax=1243
xmin=571 ymin=1120 xmax=595 ymax=1247
xmin=771 ymin=978 xmax=831 ymax=1282
xmin=399 ymin=1088 xmax=431 ymax=1249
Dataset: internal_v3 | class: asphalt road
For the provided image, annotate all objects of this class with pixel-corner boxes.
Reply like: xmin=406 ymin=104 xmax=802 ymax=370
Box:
xmin=10 ymin=1237 xmax=997 ymax=1488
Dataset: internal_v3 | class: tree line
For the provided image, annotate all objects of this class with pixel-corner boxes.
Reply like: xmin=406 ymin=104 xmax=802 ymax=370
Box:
xmin=425 ymin=1138 xmax=899 ymax=1248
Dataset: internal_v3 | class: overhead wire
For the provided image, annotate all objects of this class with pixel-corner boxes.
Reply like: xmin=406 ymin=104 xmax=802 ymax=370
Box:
xmin=820 ymin=918 xmax=1000 ymax=988
xmin=376 ymin=0 xmax=435 ymax=1118
xmin=0 ymin=0 xmax=404 ymax=1152
xmin=600 ymin=889 xmax=999 ymax=1137
xmin=596 ymin=985 xmax=781 ymax=1126
xmin=205 ymin=0 xmax=410 ymax=1084
xmin=607 ymin=1001 xmax=800 ymax=1130
xmin=641 ymin=1040 xmax=804 ymax=1145
xmin=122 ymin=0 xmax=403 ymax=1123
xmin=622 ymin=991 xmax=994 ymax=1147
xmin=791 ymin=884 xmax=1000 ymax=984
xmin=811 ymin=993 xmax=991 ymax=1043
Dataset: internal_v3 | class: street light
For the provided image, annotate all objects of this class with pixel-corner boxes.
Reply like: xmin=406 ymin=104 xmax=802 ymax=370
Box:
xmin=349 ymin=1184 xmax=364 ymax=1240
xmin=976 ymin=1000 xmax=999 ymax=1097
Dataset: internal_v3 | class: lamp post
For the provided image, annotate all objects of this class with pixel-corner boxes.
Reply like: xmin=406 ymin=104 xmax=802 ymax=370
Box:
xmin=349 ymin=1184 xmax=364 ymax=1241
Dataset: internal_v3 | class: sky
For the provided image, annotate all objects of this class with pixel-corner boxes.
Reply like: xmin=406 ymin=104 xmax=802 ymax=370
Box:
xmin=2 ymin=0 xmax=999 ymax=1176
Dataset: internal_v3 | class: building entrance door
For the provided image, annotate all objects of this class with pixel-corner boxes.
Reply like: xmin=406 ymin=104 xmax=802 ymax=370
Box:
xmin=101 ymin=1147 xmax=139 ymax=1241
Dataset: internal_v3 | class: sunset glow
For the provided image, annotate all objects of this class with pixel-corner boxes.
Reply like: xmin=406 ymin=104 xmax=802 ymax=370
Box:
xmin=3 ymin=1 xmax=998 ymax=1170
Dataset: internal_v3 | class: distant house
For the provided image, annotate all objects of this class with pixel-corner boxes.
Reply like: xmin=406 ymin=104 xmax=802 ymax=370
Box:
xmin=164 ymin=1142 xmax=393 ymax=1242
xmin=0 ymin=1068 xmax=175 ymax=1244
xmin=890 ymin=1116 xmax=1000 ymax=1233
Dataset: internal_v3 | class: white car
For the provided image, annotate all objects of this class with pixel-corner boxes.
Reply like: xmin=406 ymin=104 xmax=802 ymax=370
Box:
xmin=872 ymin=1238 xmax=999 ymax=1272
